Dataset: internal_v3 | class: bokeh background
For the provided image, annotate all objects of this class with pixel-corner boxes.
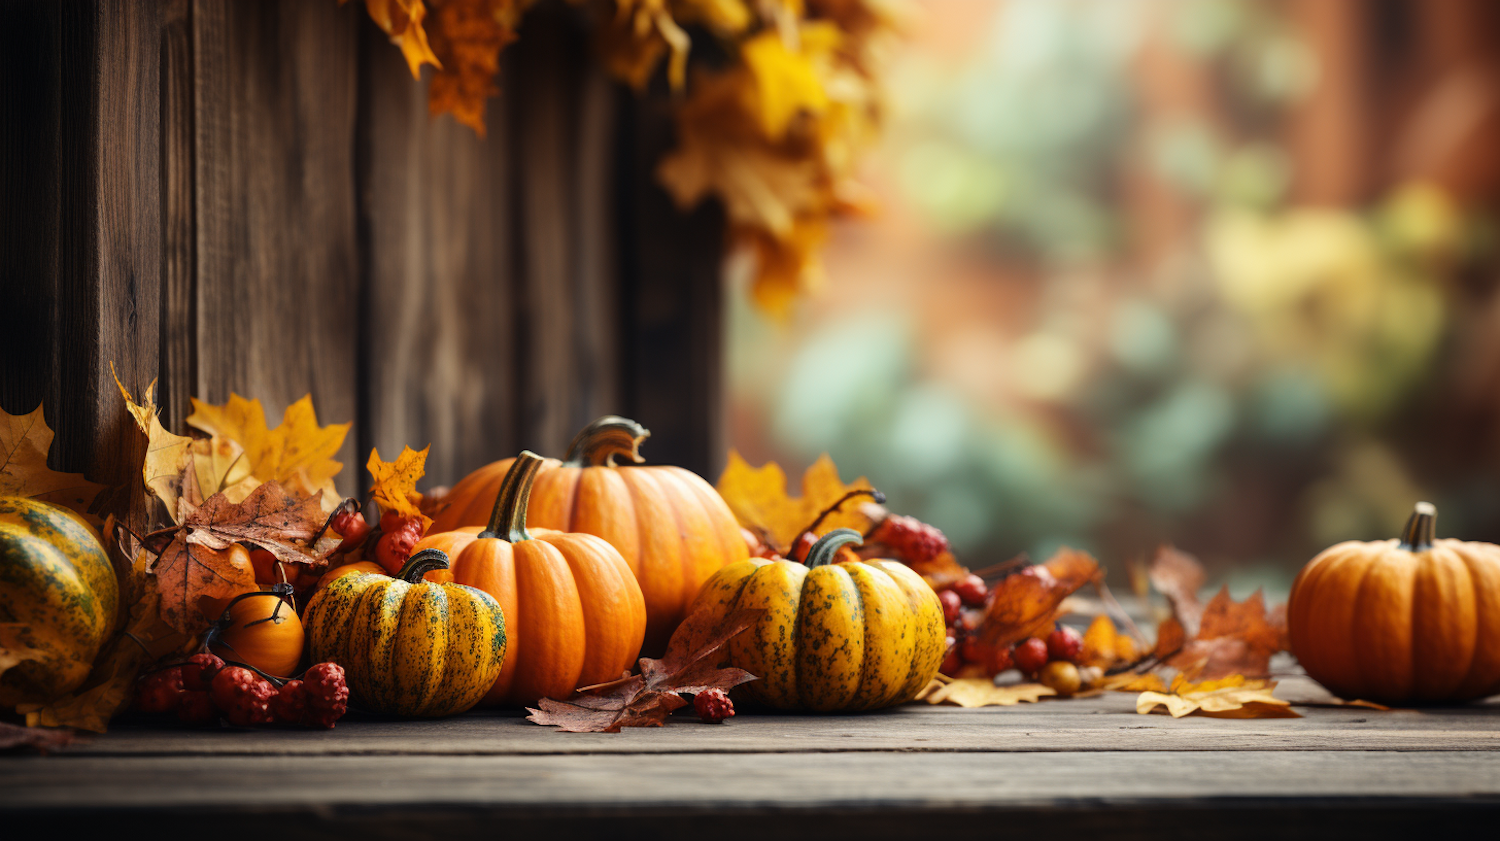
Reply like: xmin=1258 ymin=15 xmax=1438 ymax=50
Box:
xmin=726 ymin=0 xmax=1500 ymax=599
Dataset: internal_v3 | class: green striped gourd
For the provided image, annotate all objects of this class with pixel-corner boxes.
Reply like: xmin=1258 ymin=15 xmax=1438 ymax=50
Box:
xmin=1 ymin=496 xmax=119 ymax=707
xmin=303 ymin=548 xmax=506 ymax=717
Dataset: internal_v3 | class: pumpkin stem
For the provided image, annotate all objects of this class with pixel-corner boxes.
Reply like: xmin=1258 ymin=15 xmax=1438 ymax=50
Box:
xmin=563 ymin=416 xmax=650 ymax=467
xmin=805 ymin=528 xmax=864 ymax=568
xmin=1399 ymin=501 xmax=1438 ymax=552
xmin=480 ymin=451 xmax=545 ymax=542
xmin=397 ymin=548 xmax=451 ymax=583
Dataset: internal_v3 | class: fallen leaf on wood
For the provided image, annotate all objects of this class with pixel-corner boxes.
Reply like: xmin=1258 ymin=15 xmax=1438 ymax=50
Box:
xmin=0 ymin=402 xmax=105 ymax=517
xmin=715 ymin=450 xmax=876 ymax=555
xmin=978 ymin=548 xmax=1100 ymax=649
xmin=1152 ymin=616 xmax=1186 ymax=660
xmin=0 ymin=721 xmax=74 ymax=753
xmin=922 ymin=678 xmax=1056 ymax=708
xmin=368 ymin=445 xmax=431 ymax=529
xmin=1137 ymin=674 xmax=1300 ymax=719
xmin=1099 ymin=672 xmax=1167 ymax=693
xmin=1166 ymin=587 xmax=1285 ymax=680
xmin=527 ymin=607 xmax=764 ymax=733
xmin=1149 ymin=545 xmax=1206 ymax=635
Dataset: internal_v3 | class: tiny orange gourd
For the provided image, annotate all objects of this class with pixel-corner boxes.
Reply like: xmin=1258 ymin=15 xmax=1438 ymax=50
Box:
xmin=413 ymin=450 xmax=646 ymax=706
xmin=207 ymin=590 xmax=306 ymax=679
xmin=1288 ymin=502 xmax=1500 ymax=704
xmin=429 ymin=416 xmax=747 ymax=652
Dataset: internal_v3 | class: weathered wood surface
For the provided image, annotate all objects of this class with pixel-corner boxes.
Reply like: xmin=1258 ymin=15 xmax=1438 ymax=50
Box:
xmin=4 ymin=671 xmax=1497 ymax=839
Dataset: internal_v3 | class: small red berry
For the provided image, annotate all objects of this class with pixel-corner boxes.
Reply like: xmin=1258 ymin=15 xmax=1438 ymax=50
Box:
xmin=1014 ymin=637 xmax=1049 ymax=674
xmin=272 ymin=680 xmax=310 ymax=725
xmin=989 ymin=644 xmax=1014 ymax=674
xmin=177 ymin=690 xmax=217 ymax=725
xmin=938 ymin=589 xmax=962 ymax=625
xmin=939 ymin=636 xmax=961 ymax=675
xmin=135 ymin=667 xmax=184 ymax=713
xmin=331 ymin=508 xmax=371 ymax=553
xmin=959 ymin=635 xmax=991 ymax=666
xmin=952 ymin=574 xmax=988 ymax=607
xmin=694 ymin=688 xmax=734 ymax=723
xmin=180 ymin=652 xmax=225 ymax=692
xmin=1046 ymin=625 xmax=1084 ymax=664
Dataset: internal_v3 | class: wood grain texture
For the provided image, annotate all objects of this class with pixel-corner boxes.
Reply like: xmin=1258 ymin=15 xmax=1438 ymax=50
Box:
xmin=356 ymin=15 xmax=516 ymax=488
xmin=192 ymin=0 xmax=360 ymax=496
xmin=159 ymin=0 xmax=196 ymax=432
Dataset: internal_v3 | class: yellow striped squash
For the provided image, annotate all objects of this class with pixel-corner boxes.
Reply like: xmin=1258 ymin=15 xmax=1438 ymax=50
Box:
xmin=0 ymin=496 xmax=119 ymax=708
xmin=303 ymin=548 xmax=506 ymax=717
xmin=670 ymin=528 xmax=945 ymax=711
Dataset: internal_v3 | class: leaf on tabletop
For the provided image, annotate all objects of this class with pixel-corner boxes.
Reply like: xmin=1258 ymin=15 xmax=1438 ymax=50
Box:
xmin=1137 ymin=674 xmax=1300 ymax=719
xmin=1099 ymin=672 xmax=1167 ymax=693
xmin=0 ymin=721 xmax=74 ymax=753
xmin=368 ymin=445 xmax=431 ymax=528
xmin=1149 ymin=545 xmax=1206 ymax=635
xmin=922 ymin=678 xmax=1056 ymax=708
xmin=0 ymin=402 xmax=105 ymax=516
xmin=715 ymin=450 xmax=876 ymax=555
xmin=1166 ymin=587 xmax=1286 ymax=680
xmin=1152 ymin=616 xmax=1186 ymax=660
xmin=978 ymin=548 xmax=1100 ymax=650
xmin=528 ymin=607 xmax=765 ymax=733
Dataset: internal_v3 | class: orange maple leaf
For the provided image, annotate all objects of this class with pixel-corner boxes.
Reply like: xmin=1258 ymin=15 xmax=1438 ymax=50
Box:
xmin=367 ymin=445 xmax=431 ymax=528
xmin=356 ymin=0 xmax=442 ymax=78
xmin=978 ymin=548 xmax=1100 ymax=650
xmin=1165 ymin=587 xmax=1287 ymax=680
xmin=0 ymin=403 xmax=105 ymax=517
xmin=715 ymin=450 xmax=876 ymax=555
xmin=424 ymin=0 xmax=522 ymax=136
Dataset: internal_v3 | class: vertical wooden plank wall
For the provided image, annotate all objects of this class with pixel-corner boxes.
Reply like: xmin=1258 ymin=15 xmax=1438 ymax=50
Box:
xmin=0 ymin=0 xmax=726 ymax=516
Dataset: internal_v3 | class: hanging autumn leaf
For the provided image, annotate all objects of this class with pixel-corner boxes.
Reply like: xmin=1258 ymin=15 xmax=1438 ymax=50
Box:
xmin=187 ymin=392 xmax=350 ymax=505
xmin=0 ymin=403 xmax=105 ymax=516
xmin=977 ymin=548 xmax=1100 ymax=650
xmin=357 ymin=0 xmax=442 ymax=78
xmin=528 ymin=607 xmax=763 ymax=733
xmin=919 ymin=676 xmax=1056 ymax=708
xmin=715 ymin=450 xmax=876 ymax=554
xmin=1137 ymin=674 xmax=1300 ymax=719
xmin=367 ymin=445 xmax=431 ymax=528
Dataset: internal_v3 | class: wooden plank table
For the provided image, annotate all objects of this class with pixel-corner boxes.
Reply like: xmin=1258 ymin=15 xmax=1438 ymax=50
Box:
xmin=4 ymin=669 xmax=1498 ymax=840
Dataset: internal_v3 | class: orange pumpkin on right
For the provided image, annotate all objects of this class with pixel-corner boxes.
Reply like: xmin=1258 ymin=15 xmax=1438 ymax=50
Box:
xmin=1288 ymin=502 xmax=1500 ymax=704
xmin=429 ymin=417 xmax=748 ymax=652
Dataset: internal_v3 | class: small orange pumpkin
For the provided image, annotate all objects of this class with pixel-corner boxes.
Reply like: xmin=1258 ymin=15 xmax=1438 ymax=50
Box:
xmin=1288 ymin=502 xmax=1500 ymax=704
xmin=207 ymin=589 xmax=305 ymax=678
xmin=414 ymin=451 xmax=646 ymax=705
xmin=314 ymin=560 xmax=385 ymax=591
xmin=429 ymin=417 xmax=747 ymax=652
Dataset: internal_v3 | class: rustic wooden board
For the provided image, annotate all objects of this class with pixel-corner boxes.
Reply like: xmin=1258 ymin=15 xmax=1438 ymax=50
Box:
xmin=190 ymin=0 xmax=361 ymax=496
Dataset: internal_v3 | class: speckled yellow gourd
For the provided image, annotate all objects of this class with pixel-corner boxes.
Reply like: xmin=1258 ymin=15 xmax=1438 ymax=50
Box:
xmin=0 ymin=496 xmax=119 ymax=707
xmin=671 ymin=528 xmax=946 ymax=711
xmin=304 ymin=548 xmax=507 ymax=717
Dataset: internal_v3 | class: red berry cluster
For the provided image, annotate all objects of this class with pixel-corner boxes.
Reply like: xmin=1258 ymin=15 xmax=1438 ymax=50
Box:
xmin=134 ymin=655 xmax=349 ymax=729
xmin=374 ymin=512 xmax=426 ymax=575
xmin=871 ymin=514 xmax=950 ymax=566
xmin=694 ymin=688 xmax=735 ymax=724
xmin=936 ymin=567 xmax=1086 ymax=681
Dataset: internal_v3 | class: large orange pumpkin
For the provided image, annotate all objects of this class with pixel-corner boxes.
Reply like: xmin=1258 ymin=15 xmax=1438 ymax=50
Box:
xmin=414 ymin=450 xmax=646 ymax=705
xmin=1288 ymin=502 xmax=1500 ymax=704
xmin=429 ymin=416 xmax=747 ymax=651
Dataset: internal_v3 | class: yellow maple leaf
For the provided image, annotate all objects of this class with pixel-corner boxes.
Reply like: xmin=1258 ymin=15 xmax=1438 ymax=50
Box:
xmin=740 ymin=27 xmax=830 ymax=140
xmin=1137 ymin=674 xmax=1301 ymax=719
xmin=368 ymin=445 xmax=431 ymax=528
xmin=187 ymin=393 xmax=350 ymax=504
xmin=715 ymin=450 xmax=876 ymax=554
xmin=0 ymin=403 xmax=106 ymax=516
xmin=920 ymin=677 xmax=1056 ymax=707
xmin=358 ymin=0 xmax=442 ymax=78
xmin=1080 ymin=614 xmax=1142 ymax=669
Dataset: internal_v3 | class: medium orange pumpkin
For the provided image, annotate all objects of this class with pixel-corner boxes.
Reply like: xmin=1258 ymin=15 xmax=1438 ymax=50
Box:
xmin=207 ymin=590 xmax=305 ymax=678
xmin=413 ymin=450 xmax=646 ymax=706
xmin=429 ymin=416 xmax=748 ymax=651
xmin=1288 ymin=502 xmax=1500 ymax=704
xmin=314 ymin=560 xmax=385 ymax=590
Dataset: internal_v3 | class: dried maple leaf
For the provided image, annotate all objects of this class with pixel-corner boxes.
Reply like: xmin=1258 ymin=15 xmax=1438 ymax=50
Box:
xmin=740 ymin=27 xmax=831 ymax=141
xmin=425 ymin=0 xmax=522 ymax=136
xmin=978 ymin=548 xmax=1100 ymax=650
xmin=187 ymin=393 xmax=350 ymax=504
xmin=358 ymin=0 xmax=442 ymax=78
xmin=715 ymin=450 xmax=876 ymax=554
xmin=368 ymin=445 xmax=431 ymax=528
xmin=148 ymin=534 xmax=257 ymax=634
xmin=0 ymin=402 xmax=105 ymax=516
xmin=1166 ymin=587 xmax=1286 ymax=680
xmin=0 ymin=721 xmax=74 ymax=753
xmin=1152 ymin=616 xmax=1186 ymax=660
xmin=180 ymin=481 xmax=337 ymax=567
xmin=1080 ymin=614 xmax=1141 ymax=669
xmin=599 ymin=0 xmax=692 ymax=92
xmin=920 ymin=677 xmax=1056 ymax=708
xmin=527 ymin=607 xmax=764 ymax=733
xmin=1149 ymin=545 xmax=1206 ymax=636
xmin=1137 ymin=674 xmax=1300 ymax=719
